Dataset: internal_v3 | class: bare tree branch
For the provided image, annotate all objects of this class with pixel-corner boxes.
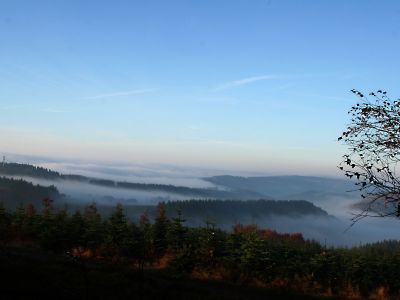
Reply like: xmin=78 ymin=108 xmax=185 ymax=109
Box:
xmin=339 ymin=90 xmax=400 ymax=223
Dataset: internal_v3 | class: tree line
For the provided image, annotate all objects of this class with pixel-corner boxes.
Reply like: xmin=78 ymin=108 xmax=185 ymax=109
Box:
xmin=0 ymin=177 xmax=60 ymax=209
xmin=163 ymin=199 xmax=329 ymax=221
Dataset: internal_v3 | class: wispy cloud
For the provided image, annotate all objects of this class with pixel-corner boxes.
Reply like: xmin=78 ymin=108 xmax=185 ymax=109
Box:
xmin=84 ymin=88 xmax=156 ymax=100
xmin=213 ymin=72 xmax=360 ymax=92
xmin=0 ymin=105 xmax=71 ymax=113
xmin=38 ymin=108 xmax=71 ymax=113
xmin=194 ymin=96 xmax=237 ymax=104
xmin=213 ymin=75 xmax=280 ymax=91
xmin=170 ymin=137 xmax=254 ymax=149
xmin=0 ymin=105 xmax=30 ymax=110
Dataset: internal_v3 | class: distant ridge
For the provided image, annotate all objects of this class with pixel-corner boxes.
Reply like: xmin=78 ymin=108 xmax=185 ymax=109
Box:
xmin=163 ymin=199 xmax=330 ymax=219
xmin=0 ymin=162 xmax=358 ymax=202
xmin=204 ymin=175 xmax=356 ymax=201
xmin=0 ymin=162 xmax=264 ymax=199
xmin=0 ymin=163 xmax=333 ymax=222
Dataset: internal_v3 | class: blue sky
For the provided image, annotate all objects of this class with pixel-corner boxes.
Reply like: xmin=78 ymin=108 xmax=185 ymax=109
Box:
xmin=1 ymin=0 xmax=400 ymax=175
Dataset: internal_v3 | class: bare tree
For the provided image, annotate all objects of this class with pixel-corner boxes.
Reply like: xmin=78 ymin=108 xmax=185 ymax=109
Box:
xmin=339 ymin=89 xmax=400 ymax=222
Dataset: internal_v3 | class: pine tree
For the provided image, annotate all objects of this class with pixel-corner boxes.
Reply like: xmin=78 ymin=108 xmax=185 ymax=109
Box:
xmin=137 ymin=210 xmax=153 ymax=267
xmin=13 ymin=203 xmax=26 ymax=235
xmin=167 ymin=208 xmax=187 ymax=252
xmin=0 ymin=202 xmax=11 ymax=245
xmin=83 ymin=203 xmax=104 ymax=256
xmin=104 ymin=204 xmax=129 ymax=258
xmin=24 ymin=203 xmax=39 ymax=239
xmin=68 ymin=210 xmax=85 ymax=253
xmin=152 ymin=202 xmax=169 ymax=262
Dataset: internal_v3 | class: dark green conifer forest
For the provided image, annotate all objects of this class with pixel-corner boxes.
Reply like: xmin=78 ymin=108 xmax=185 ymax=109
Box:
xmin=1 ymin=199 xmax=400 ymax=299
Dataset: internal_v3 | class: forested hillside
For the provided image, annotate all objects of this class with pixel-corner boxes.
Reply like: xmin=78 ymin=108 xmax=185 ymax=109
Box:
xmin=1 ymin=201 xmax=399 ymax=299
xmin=112 ymin=199 xmax=332 ymax=228
xmin=164 ymin=199 xmax=329 ymax=217
xmin=162 ymin=199 xmax=330 ymax=226
xmin=0 ymin=162 xmax=263 ymax=199
xmin=0 ymin=174 xmax=332 ymax=226
xmin=0 ymin=177 xmax=61 ymax=209
xmin=0 ymin=162 xmax=61 ymax=178
xmin=0 ymin=163 xmax=359 ymax=202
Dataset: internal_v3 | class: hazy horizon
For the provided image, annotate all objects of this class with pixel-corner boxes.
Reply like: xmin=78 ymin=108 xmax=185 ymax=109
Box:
xmin=2 ymin=151 xmax=347 ymax=181
xmin=3 ymin=158 xmax=400 ymax=247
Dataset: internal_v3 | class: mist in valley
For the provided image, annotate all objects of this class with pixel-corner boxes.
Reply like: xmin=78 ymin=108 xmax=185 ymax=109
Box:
xmin=240 ymin=215 xmax=400 ymax=247
xmin=4 ymin=153 xmax=228 ymax=188
xmin=2 ymin=160 xmax=399 ymax=247
xmin=172 ymin=196 xmax=400 ymax=247
xmin=2 ymin=175 xmax=190 ymax=206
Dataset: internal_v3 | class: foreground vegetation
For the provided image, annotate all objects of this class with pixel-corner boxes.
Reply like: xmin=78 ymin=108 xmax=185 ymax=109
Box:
xmin=1 ymin=246 xmax=335 ymax=300
xmin=1 ymin=200 xmax=400 ymax=299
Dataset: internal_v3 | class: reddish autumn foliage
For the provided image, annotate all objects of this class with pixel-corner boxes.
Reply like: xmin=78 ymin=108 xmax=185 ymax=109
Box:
xmin=233 ymin=223 xmax=303 ymax=241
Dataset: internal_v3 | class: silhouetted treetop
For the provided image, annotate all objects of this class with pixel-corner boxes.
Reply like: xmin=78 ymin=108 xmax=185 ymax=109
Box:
xmin=339 ymin=90 xmax=400 ymax=221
